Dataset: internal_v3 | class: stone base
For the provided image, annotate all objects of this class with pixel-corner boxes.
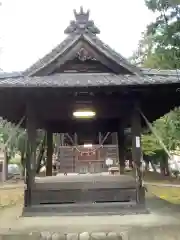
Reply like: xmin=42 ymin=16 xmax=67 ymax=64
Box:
xmin=1 ymin=226 xmax=180 ymax=239
xmin=23 ymin=201 xmax=148 ymax=217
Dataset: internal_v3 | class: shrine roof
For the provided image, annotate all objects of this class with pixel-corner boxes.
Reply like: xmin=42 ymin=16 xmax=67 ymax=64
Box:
xmin=0 ymin=72 xmax=180 ymax=88
xmin=23 ymin=7 xmax=141 ymax=77
xmin=23 ymin=33 xmax=141 ymax=77
xmin=1 ymin=8 xmax=180 ymax=88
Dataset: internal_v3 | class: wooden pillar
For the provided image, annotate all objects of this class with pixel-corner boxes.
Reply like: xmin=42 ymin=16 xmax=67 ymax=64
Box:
xmin=25 ymin=104 xmax=37 ymax=207
xmin=59 ymin=133 xmax=63 ymax=165
xmin=131 ymin=104 xmax=144 ymax=203
xmin=74 ymin=133 xmax=78 ymax=145
xmin=112 ymin=132 xmax=117 ymax=145
xmin=73 ymin=133 xmax=78 ymax=172
xmin=98 ymin=132 xmax=102 ymax=161
xmin=98 ymin=132 xmax=102 ymax=144
xmin=117 ymin=125 xmax=125 ymax=174
xmin=112 ymin=132 xmax=118 ymax=165
xmin=46 ymin=131 xmax=53 ymax=176
xmin=60 ymin=133 xmax=65 ymax=146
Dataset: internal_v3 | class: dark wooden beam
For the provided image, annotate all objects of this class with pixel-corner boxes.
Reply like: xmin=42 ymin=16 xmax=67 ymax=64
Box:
xmin=46 ymin=119 xmax=121 ymax=133
xmin=131 ymin=102 xmax=144 ymax=204
xmin=46 ymin=131 xmax=53 ymax=176
xmin=25 ymin=103 xmax=37 ymax=207
xmin=117 ymin=123 xmax=125 ymax=174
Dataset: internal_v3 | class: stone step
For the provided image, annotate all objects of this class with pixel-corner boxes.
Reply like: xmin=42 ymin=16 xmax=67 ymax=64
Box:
xmin=1 ymin=227 xmax=180 ymax=239
xmin=23 ymin=202 xmax=148 ymax=217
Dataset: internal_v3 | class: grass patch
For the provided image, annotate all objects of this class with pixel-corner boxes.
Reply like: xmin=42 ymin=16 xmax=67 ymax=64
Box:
xmin=143 ymin=171 xmax=180 ymax=184
xmin=126 ymin=170 xmax=180 ymax=184
xmin=0 ymin=187 xmax=24 ymax=209
xmin=126 ymin=170 xmax=180 ymax=204
xmin=148 ymin=185 xmax=180 ymax=204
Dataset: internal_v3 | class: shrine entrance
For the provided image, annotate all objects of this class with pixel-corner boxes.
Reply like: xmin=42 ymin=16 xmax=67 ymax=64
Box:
xmin=0 ymin=7 xmax=180 ymax=215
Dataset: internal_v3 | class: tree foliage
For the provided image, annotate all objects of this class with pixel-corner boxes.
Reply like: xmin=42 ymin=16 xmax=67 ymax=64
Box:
xmin=131 ymin=1 xmax=180 ymax=174
xmin=131 ymin=0 xmax=180 ymax=69
xmin=142 ymin=108 xmax=180 ymax=158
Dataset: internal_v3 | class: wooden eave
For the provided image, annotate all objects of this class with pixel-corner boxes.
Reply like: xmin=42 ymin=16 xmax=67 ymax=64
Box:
xmin=0 ymin=72 xmax=180 ymax=88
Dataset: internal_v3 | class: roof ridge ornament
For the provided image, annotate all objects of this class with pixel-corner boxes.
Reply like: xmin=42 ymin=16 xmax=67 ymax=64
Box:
xmin=64 ymin=6 xmax=100 ymax=35
xmin=74 ymin=6 xmax=90 ymax=23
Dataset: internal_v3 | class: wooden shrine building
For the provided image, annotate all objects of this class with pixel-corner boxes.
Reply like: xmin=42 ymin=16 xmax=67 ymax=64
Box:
xmin=1 ymin=7 xmax=180 ymax=215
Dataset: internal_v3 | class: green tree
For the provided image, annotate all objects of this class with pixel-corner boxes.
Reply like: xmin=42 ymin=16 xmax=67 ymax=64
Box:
xmin=130 ymin=0 xmax=180 ymax=175
xmin=144 ymin=0 xmax=180 ymax=69
xmin=141 ymin=108 xmax=180 ymax=175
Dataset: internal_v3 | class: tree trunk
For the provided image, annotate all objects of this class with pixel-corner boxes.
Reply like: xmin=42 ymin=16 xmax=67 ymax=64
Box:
xmin=145 ymin=160 xmax=149 ymax=171
xmin=2 ymin=150 xmax=9 ymax=181
xmin=129 ymin=159 xmax=133 ymax=168
xmin=20 ymin=153 xmax=25 ymax=177
xmin=160 ymin=156 xmax=170 ymax=176
xmin=160 ymin=159 xmax=166 ymax=175
xmin=150 ymin=160 xmax=157 ymax=172
xmin=164 ymin=156 xmax=170 ymax=176
xmin=36 ymin=136 xmax=46 ymax=174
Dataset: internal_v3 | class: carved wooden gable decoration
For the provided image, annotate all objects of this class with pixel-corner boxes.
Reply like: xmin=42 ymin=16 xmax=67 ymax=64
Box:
xmin=53 ymin=47 xmax=114 ymax=73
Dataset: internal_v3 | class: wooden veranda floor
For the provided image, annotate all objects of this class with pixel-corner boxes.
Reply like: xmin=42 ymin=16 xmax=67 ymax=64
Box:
xmin=34 ymin=173 xmax=136 ymax=190
xmin=24 ymin=173 xmax=146 ymax=216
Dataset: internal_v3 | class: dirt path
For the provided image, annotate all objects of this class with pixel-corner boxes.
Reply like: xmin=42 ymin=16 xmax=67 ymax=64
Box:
xmin=0 ymin=182 xmax=24 ymax=189
xmin=0 ymin=203 xmax=23 ymax=233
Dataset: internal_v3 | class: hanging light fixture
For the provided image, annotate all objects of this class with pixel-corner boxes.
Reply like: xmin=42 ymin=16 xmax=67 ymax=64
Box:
xmin=73 ymin=110 xmax=96 ymax=118
xmin=83 ymin=143 xmax=93 ymax=148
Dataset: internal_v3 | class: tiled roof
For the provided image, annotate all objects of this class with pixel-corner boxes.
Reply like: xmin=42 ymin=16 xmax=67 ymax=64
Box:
xmin=0 ymin=73 xmax=179 ymax=88
xmin=24 ymin=35 xmax=81 ymax=76
xmin=23 ymin=7 xmax=142 ymax=77
xmin=0 ymin=71 xmax=23 ymax=79
xmin=3 ymin=7 xmax=180 ymax=88
xmin=23 ymin=32 xmax=142 ymax=77
xmin=83 ymin=34 xmax=142 ymax=76
xmin=141 ymin=68 xmax=180 ymax=76
xmin=23 ymin=33 xmax=141 ymax=77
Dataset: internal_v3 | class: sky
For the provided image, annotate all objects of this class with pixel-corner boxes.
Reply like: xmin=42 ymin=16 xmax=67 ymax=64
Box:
xmin=0 ymin=0 xmax=156 ymax=72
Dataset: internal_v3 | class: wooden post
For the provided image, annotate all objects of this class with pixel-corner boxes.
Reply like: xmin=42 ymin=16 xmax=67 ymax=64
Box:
xmin=74 ymin=133 xmax=78 ymax=145
xmin=60 ymin=133 xmax=65 ymax=146
xmin=73 ymin=133 xmax=78 ymax=172
xmin=112 ymin=132 xmax=117 ymax=145
xmin=25 ymin=103 xmax=37 ymax=207
xmin=131 ymin=104 xmax=144 ymax=203
xmin=117 ymin=125 xmax=125 ymax=174
xmin=46 ymin=131 xmax=53 ymax=176
xmin=59 ymin=133 xmax=64 ymax=169
xmin=98 ymin=132 xmax=102 ymax=144
xmin=112 ymin=132 xmax=118 ymax=165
